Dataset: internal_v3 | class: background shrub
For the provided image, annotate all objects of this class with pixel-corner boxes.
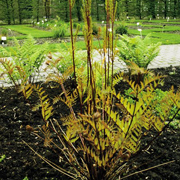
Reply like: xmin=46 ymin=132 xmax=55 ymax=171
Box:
xmin=1 ymin=28 xmax=8 ymax=36
xmin=115 ymin=24 xmax=128 ymax=35
xmin=53 ymin=22 xmax=67 ymax=38
xmin=92 ymin=23 xmax=99 ymax=35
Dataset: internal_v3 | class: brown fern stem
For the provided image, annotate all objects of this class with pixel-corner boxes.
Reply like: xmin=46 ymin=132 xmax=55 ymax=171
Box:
xmin=106 ymin=0 xmax=110 ymax=87
xmin=68 ymin=0 xmax=77 ymax=85
xmin=111 ymin=0 xmax=116 ymax=89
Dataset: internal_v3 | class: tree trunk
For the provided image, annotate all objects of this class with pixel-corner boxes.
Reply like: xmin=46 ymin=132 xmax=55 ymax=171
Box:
xmin=125 ymin=0 xmax=129 ymax=16
xmin=173 ymin=0 xmax=177 ymax=17
xmin=65 ymin=1 xmax=69 ymax=22
xmin=76 ymin=0 xmax=82 ymax=21
xmin=96 ymin=0 xmax=100 ymax=21
xmin=17 ymin=0 xmax=22 ymax=24
xmin=149 ymin=0 xmax=156 ymax=19
xmin=37 ymin=0 xmax=40 ymax=22
xmin=10 ymin=0 xmax=15 ymax=24
xmin=178 ymin=0 xmax=180 ymax=16
xmin=164 ymin=0 xmax=168 ymax=18
xmin=136 ymin=0 xmax=142 ymax=19
xmin=5 ymin=0 xmax=11 ymax=24
xmin=44 ymin=0 xmax=51 ymax=19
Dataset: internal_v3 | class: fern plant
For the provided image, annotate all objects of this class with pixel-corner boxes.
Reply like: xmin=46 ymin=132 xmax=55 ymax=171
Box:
xmin=117 ymin=34 xmax=161 ymax=68
xmin=0 ymin=35 xmax=48 ymax=87
xmin=23 ymin=67 xmax=180 ymax=180
xmin=9 ymin=0 xmax=180 ymax=180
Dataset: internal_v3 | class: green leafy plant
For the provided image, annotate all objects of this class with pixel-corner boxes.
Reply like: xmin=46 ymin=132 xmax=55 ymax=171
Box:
xmin=115 ymin=24 xmax=128 ymax=35
xmin=1 ymin=28 xmax=8 ymax=36
xmin=0 ymin=35 xmax=48 ymax=88
xmin=53 ymin=25 xmax=67 ymax=38
xmin=169 ymin=119 xmax=180 ymax=129
xmin=47 ymin=49 xmax=86 ymax=75
xmin=117 ymin=34 xmax=161 ymax=68
xmin=73 ymin=22 xmax=78 ymax=29
xmin=124 ymin=87 xmax=180 ymax=129
xmin=92 ymin=23 xmax=99 ymax=35
xmin=0 ymin=154 xmax=6 ymax=162
xmin=52 ymin=18 xmax=68 ymax=38
xmin=23 ymin=176 xmax=29 ymax=180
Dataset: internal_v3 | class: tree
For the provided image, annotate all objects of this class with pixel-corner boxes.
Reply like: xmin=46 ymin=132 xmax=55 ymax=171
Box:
xmin=178 ymin=0 xmax=180 ymax=16
xmin=0 ymin=0 xmax=11 ymax=24
xmin=75 ymin=0 xmax=82 ymax=21
xmin=44 ymin=0 xmax=51 ymax=19
xmin=160 ymin=0 xmax=169 ymax=18
xmin=17 ymin=0 xmax=22 ymax=24
xmin=10 ymin=0 xmax=15 ymax=24
xmin=136 ymin=0 xmax=142 ymax=19
xmin=173 ymin=0 xmax=177 ymax=17
xmin=149 ymin=0 xmax=156 ymax=19
xmin=116 ymin=0 xmax=129 ymax=20
xmin=52 ymin=0 xmax=69 ymax=21
xmin=32 ymin=0 xmax=41 ymax=22
xmin=125 ymin=0 xmax=129 ymax=16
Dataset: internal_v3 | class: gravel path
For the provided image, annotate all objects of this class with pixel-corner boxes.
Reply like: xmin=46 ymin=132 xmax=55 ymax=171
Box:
xmin=148 ymin=44 xmax=180 ymax=69
xmin=1 ymin=44 xmax=180 ymax=87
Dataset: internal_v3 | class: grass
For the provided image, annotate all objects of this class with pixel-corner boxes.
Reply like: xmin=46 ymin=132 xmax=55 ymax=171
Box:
xmin=132 ymin=19 xmax=180 ymax=24
xmin=1 ymin=24 xmax=84 ymax=39
xmin=1 ymin=25 xmax=54 ymax=39
xmin=128 ymin=29 xmax=180 ymax=44
xmin=1 ymin=19 xmax=180 ymax=51
xmin=123 ymin=20 xmax=180 ymax=45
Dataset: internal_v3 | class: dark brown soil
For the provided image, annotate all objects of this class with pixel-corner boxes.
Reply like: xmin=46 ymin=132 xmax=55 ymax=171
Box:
xmin=0 ymin=66 xmax=180 ymax=180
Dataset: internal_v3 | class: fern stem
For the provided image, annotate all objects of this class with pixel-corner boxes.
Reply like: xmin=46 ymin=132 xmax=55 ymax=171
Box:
xmin=68 ymin=0 xmax=77 ymax=84
xmin=111 ymin=0 xmax=116 ymax=89
xmin=106 ymin=0 xmax=110 ymax=86
xmin=125 ymin=88 xmax=138 ymax=138
xmin=23 ymin=140 xmax=77 ymax=179
xmin=83 ymin=0 xmax=96 ymax=112
xmin=121 ymin=160 xmax=175 ymax=180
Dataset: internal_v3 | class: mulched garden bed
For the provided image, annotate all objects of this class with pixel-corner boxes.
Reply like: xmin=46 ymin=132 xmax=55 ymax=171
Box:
xmin=0 ymin=66 xmax=180 ymax=180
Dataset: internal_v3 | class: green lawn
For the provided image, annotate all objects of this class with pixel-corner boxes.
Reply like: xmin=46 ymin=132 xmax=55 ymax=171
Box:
xmin=1 ymin=25 xmax=54 ymax=39
xmin=1 ymin=19 xmax=180 ymax=52
xmin=124 ymin=20 xmax=180 ymax=45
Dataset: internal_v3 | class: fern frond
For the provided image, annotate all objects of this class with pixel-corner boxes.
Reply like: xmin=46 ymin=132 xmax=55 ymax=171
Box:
xmin=32 ymin=103 xmax=41 ymax=112
xmin=124 ymin=124 xmax=142 ymax=153
xmin=53 ymin=89 xmax=78 ymax=108
xmin=113 ymin=72 xmax=123 ymax=86
xmin=34 ymin=85 xmax=53 ymax=121
xmin=0 ymin=58 xmax=18 ymax=87
xmin=15 ymin=66 xmax=29 ymax=83
xmin=169 ymin=87 xmax=180 ymax=109
xmin=126 ymin=74 xmax=164 ymax=96
xmin=18 ymin=83 xmax=34 ymax=99
xmin=46 ymin=66 xmax=74 ymax=85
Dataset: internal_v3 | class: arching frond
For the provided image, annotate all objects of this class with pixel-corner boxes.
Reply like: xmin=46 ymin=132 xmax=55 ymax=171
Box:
xmin=34 ymin=85 xmax=53 ymax=121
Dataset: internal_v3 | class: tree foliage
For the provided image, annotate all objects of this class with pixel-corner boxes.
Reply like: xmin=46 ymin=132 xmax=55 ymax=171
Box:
xmin=1 ymin=0 xmax=180 ymax=24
